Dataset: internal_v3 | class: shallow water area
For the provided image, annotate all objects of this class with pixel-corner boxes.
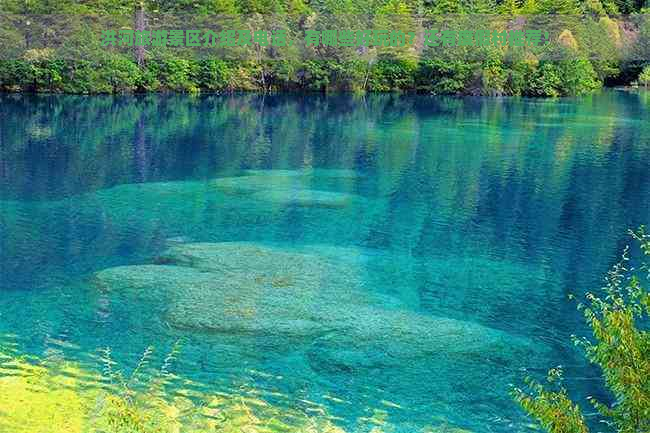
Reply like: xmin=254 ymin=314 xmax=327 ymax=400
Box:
xmin=1 ymin=92 xmax=650 ymax=433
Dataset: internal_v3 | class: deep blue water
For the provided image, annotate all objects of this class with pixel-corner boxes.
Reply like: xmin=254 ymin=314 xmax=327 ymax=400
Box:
xmin=1 ymin=91 xmax=649 ymax=433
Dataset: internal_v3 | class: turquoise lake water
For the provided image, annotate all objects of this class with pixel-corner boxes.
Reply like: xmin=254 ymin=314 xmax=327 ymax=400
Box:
xmin=1 ymin=91 xmax=649 ymax=432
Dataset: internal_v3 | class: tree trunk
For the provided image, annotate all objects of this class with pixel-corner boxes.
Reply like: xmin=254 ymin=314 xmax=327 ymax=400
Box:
xmin=134 ymin=1 xmax=145 ymax=67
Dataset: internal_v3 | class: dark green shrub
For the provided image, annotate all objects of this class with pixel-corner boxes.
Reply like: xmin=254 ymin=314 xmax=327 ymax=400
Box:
xmin=0 ymin=60 xmax=33 ymax=91
xmin=527 ymin=62 xmax=564 ymax=97
xmin=416 ymin=57 xmax=474 ymax=95
xmin=368 ymin=56 xmax=417 ymax=92
xmin=197 ymin=59 xmax=233 ymax=91
xmin=99 ymin=55 xmax=142 ymax=93
xmin=157 ymin=57 xmax=199 ymax=93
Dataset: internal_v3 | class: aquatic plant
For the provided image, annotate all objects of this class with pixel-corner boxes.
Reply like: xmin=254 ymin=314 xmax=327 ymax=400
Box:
xmin=0 ymin=338 xmax=485 ymax=433
xmin=512 ymin=227 xmax=650 ymax=433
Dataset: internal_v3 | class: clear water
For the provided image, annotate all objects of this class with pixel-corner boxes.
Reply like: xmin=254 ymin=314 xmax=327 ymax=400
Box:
xmin=1 ymin=91 xmax=649 ymax=433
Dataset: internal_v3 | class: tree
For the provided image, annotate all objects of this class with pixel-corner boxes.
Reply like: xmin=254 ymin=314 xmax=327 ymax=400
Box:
xmin=639 ymin=66 xmax=650 ymax=88
xmin=134 ymin=0 xmax=145 ymax=67
xmin=512 ymin=227 xmax=650 ymax=433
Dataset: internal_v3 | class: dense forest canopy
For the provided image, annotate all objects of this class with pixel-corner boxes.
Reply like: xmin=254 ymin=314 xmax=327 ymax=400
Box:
xmin=0 ymin=0 xmax=649 ymax=95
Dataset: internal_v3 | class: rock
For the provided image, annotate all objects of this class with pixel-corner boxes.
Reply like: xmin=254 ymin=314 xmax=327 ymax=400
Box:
xmin=242 ymin=169 xmax=307 ymax=178
xmin=210 ymin=170 xmax=362 ymax=208
xmin=93 ymin=262 xmax=329 ymax=337
xmin=211 ymin=175 xmax=304 ymax=196
xmin=96 ymin=243 xmax=396 ymax=337
xmin=93 ymin=264 xmax=206 ymax=290
xmin=95 ymin=258 xmax=539 ymax=370
xmin=92 ymin=264 xmax=211 ymax=302
xmin=94 ymin=242 xmax=547 ymax=377
xmin=250 ymin=189 xmax=357 ymax=208
xmin=305 ymin=306 xmax=543 ymax=372
xmin=156 ymin=242 xmax=408 ymax=307
xmin=210 ymin=169 xmax=359 ymax=208
xmin=157 ymin=242 xmax=335 ymax=284
xmin=244 ymin=168 xmax=359 ymax=179
xmin=157 ymin=243 xmax=408 ymax=336
xmin=165 ymin=236 xmax=193 ymax=246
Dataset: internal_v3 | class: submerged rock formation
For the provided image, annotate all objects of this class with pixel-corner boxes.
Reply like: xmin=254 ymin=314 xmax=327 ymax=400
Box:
xmin=211 ymin=170 xmax=363 ymax=208
xmin=95 ymin=242 xmax=400 ymax=337
xmin=250 ymin=189 xmax=356 ymax=209
xmin=93 ymin=242 xmax=548 ymax=375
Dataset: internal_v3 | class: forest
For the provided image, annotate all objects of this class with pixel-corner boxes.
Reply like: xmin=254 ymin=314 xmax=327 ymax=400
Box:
xmin=0 ymin=0 xmax=649 ymax=96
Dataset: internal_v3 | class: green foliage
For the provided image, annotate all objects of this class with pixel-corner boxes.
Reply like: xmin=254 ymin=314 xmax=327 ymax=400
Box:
xmin=0 ymin=0 xmax=647 ymax=95
xmin=479 ymin=50 xmax=507 ymax=96
xmin=197 ymin=59 xmax=234 ymax=91
xmin=512 ymin=369 xmax=590 ymax=433
xmin=368 ymin=55 xmax=417 ymax=91
xmin=639 ymin=66 xmax=650 ymax=87
xmin=513 ymin=227 xmax=650 ymax=433
xmin=157 ymin=58 xmax=199 ymax=93
xmin=526 ymin=58 xmax=600 ymax=97
xmin=636 ymin=18 xmax=650 ymax=67
xmin=416 ymin=56 xmax=474 ymax=95
xmin=301 ymin=60 xmax=335 ymax=91
xmin=528 ymin=62 xmax=565 ymax=97
xmin=503 ymin=52 xmax=539 ymax=96
xmin=538 ymin=0 xmax=582 ymax=14
xmin=559 ymin=58 xmax=601 ymax=95
xmin=575 ymin=228 xmax=650 ymax=433
xmin=95 ymin=343 xmax=193 ymax=433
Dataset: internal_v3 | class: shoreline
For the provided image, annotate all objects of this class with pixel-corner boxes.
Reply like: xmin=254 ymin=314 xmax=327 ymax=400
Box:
xmin=1 ymin=86 xmax=646 ymax=97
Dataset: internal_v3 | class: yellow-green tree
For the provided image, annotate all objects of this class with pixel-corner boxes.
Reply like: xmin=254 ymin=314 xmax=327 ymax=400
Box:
xmin=512 ymin=227 xmax=650 ymax=433
xmin=639 ymin=66 xmax=650 ymax=88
